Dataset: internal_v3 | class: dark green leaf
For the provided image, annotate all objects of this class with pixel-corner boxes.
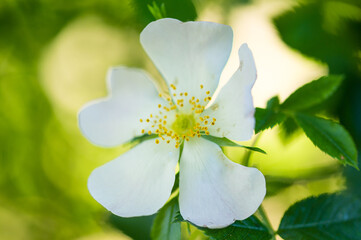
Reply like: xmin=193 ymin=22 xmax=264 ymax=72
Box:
xmin=266 ymin=95 xmax=281 ymax=110
xmin=255 ymin=96 xmax=285 ymax=133
xmin=255 ymin=108 xmax=285 ymax=134
xmin=278 ymin=193 xmax=361 ymax=240
xmin=151 ymin=198 xmax=181 ymax=240
xmin=279 ymin=117 xmax=300 ymax=141
xmin=202 ymin=135 xmax=266 ymax=154
xmin=204 ymin=216 xmax=273 ymax=240
xmin=294 ymin=113 xmax=358 ymax=168
xmin=282 ymin=75 xmax=344 ymax=111
xmin=174 ymin=211 xmax=273 ymax=239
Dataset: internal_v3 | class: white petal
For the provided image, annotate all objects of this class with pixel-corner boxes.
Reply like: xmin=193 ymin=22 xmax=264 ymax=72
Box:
xmin=179 ymin=138 xmax=265 ymax=228
xmin=88 ymin=139 xmax=179 ymax=217
xmin=78 ymin=67 xmax=163 ymax=147
xmin=203 ymin=44 xmax=257 ymax=141
xmin=140 ymin=18 xmax=233 ymax=100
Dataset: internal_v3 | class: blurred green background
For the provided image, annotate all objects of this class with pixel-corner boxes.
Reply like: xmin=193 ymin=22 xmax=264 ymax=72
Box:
xmin=0 ymin=0 xmax=360 ymax=239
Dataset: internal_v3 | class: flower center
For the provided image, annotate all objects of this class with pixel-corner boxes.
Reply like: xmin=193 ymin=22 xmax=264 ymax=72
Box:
xmin=139 ymin=84 xmax=216 ymax=148
xmin=171 ymin=113 xmax=196 ymax=136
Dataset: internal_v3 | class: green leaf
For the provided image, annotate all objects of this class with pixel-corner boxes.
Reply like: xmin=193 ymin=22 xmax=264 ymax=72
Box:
xmin=279 ymin=117 xmax=300 ymax=141
xmin=129 ymin=133 xmax=158 ymax=144
xmin=201 ymin=135 xmax=266 ymax=154
xmin=203 ymin=216 xmax=273 ymax=240
xmin=171 ymin=172 xmax=179 ymax=193
xmin=255 ymin=96 xmax=285 ymax=133
xmin=282 ymin=75 xmax=344 ymax=111
xmin=278 ymin=193 xmax=361 ymax=240
xmin=151 ymin=198 xmax=181 ymax=240
xmin=294 ymin=113 xmax=358 ymax=168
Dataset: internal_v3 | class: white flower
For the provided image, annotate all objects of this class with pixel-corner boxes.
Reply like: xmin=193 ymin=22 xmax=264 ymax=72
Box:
xmin=79 ymin=18 xmax=266 ymax=229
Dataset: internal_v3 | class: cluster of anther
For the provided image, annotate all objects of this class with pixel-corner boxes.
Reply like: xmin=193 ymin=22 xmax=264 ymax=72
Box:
xmin=139 ymin=84 xmax=216 ymax=148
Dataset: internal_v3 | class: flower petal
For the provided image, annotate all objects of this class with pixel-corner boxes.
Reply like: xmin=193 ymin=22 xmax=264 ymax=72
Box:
xmin=203 ymin=44 xmax=257 ymax=141
xmin=78 ymin=67 xmax=163 ymax=147
xmin=179 ymin=138 xmax=265 ymax=228
xmin=88 ymin=139 xmax=179 ymax=217
xmin=140 ymin=18 xmax=233 ymax=99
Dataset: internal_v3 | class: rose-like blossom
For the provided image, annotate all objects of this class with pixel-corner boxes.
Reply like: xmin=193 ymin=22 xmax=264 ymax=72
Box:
xmin=79 ymin=18 xmax=266 ymax=229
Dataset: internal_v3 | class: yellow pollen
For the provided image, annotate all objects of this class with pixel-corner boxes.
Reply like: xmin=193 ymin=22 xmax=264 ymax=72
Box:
xmin=140 ymin=84 xmax=217 ymax=148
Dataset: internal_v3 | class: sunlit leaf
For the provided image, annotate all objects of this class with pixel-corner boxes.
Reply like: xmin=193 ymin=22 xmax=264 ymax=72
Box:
xmin=151 ymin=198 xmax=181 ymax=240
xmin=294 ymin=113 xmax=358 ymax=168
xmin=281 ymin=75 xmax=344 ymax=111
xmin=278 ymin=193 xmax=361 ymax=240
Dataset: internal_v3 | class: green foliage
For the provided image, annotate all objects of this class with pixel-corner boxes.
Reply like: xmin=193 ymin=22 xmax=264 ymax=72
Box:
xmin=278 ymin=193 xmax=361 ymax=240
xmin=148 ymin=1 xmax=167 ymax=20
xmin=131 ymin=0 xmax=197 ymax=27
xmin=255 ymin=74 xmax=358 ymax=169
xmin=281 ymin=75 xmax=344 ymax=111
xmin=175 ymin=214 xmax=273 ymax=240
xmin=294 ymin=113 xmax=358 ymax=168
xmin=255 ymin=96 xmax=285 ymax=133
xmin=151 ymin=198 xmax=181 ymax=240
xmin=203 ymin=216 xmax=273 ymax=240
xmin=279 ymin=117 xmax=299 ymax=140
xmin=273 ymin=1 xmax=361 ymax=71
xmin=201 ymin=135 xmax=266 ymax=154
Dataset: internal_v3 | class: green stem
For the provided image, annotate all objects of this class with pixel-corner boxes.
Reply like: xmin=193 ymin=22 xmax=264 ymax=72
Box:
xmin=242 ymin=132 xmax=276 ymax=238
xmin=243 ymin=132 xmax=263 ymax=167
xmin=258 ymin=205 xmax=276 ymax=240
